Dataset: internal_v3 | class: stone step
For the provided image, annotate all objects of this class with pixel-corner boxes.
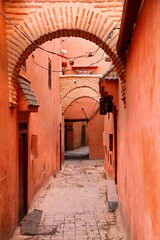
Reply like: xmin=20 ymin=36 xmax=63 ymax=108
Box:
xmin=106 ymin=179 xmax=118 ymax=212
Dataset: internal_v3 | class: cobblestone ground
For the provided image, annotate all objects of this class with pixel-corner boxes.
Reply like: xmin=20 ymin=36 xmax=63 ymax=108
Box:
xmin=11 ymin=160 xmax=127 ymax=240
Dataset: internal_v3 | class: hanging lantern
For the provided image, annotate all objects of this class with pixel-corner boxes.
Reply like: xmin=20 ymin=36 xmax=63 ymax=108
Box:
xmin=100 ymin=95 xmax=113 ymax=115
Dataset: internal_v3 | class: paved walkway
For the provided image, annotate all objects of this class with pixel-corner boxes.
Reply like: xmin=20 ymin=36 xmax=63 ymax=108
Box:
xmin=11 ymin=160 xmax=127 ymax=240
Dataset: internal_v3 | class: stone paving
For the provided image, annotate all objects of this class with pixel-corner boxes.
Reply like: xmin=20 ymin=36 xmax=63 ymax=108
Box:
xmin=11 ymin=160 xmax=127 ymax=240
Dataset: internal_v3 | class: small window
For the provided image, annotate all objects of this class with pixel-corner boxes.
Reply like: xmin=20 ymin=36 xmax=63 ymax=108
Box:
xmin=109 ymin=153 xmax=112 ymax=165
xmin=109 ymin=133 xmax=113 ymax=151
xmin=19 ymin=122 xmax=28 ymax=131
xmin=48 ymin=58 xmax=52 ymax=89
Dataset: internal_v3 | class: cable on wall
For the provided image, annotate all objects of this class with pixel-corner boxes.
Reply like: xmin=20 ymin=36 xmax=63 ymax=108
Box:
xmin=0 ymin=11 xmax=121 ymax=64
xmin=0 ymin=12 xmax=69 ymax=60
xmin=0 ymin=11 xmax=120 ymax=76
xmin=33 ymin=61 xmax=70 ymax=73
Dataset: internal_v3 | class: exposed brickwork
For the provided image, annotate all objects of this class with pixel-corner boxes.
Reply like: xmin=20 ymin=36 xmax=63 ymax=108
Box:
xmin=61 ymin=87 xmax=99 ymax=113
xmin=4 ymin=1 xmax=126 ymax=107
xmin=60 ymin=75 xmax=100 ymax=112
xmin=60 ymin=75 xmax=100 ymax=102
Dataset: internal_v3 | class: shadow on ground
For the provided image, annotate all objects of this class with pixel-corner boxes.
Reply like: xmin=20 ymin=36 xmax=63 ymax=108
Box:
xmin=65 ymin=146 xmax=89 ymax=160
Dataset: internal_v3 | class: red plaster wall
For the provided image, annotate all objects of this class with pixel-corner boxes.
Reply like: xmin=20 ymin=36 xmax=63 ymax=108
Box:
xmin=103 ymin=113 xmax=115 ymax=179
xmin=101 ymin=80 xmax=118 ymax=178
xmin=60 ymin=37 xmax=111 ymax=75
xmin=118 ymin=1 xmax=160 ymax=239
xmin=65 ymin=122 xmax=74 ymax=150
xmin=61 ymin=116 xmax=65 ymax=165
xmin=22 ymin=39 xmax=61 ymax=204
xmin=64 ymin=121 xmax=88 ymax=151
xmin=73 ymin=122 xmax=82 ymax=149
xmin=64 ymin=97 xmax=104 ymax=159
xmin=100 ymin=80 xmax=119 ymax=107
xmin=64 ymin=98 xmax=99 ymax=120
xmin=88 ymin=111 xmax=104 ymax=159
xmin=0 ymin=2 xmax=18 ymax=239
xmin=64 ymin=98 xmax=96 ymax=151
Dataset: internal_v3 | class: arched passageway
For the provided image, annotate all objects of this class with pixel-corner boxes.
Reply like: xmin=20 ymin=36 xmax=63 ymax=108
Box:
xmin=63 ymin=96 xmax=104 ymax=160
xmin=0 ymin=2 xmax=127 ymax=239
xmin=4 ymin=3 xmax=126 ymax=107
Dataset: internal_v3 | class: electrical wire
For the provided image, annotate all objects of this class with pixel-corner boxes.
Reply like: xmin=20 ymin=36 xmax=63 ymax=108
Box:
xmin=89 ymin=20 xmax=121 ymax=57
xmin=33 ymin=51 xmax=106 ymax=73
xmin=0 ymin=11 xmax=120 ymax=73
xmin=0 ymin=11 xmax=91 ymax=61
xmin=67 ymin=20 xmax=121 ymax=61
xmin=83 ymin=52 xmax=106 ymax=69
xmin=34 ymin=61 xmax=71 ymax=73
xmin=88 ymin=106 xmax=100 ymax=121
xmin=91 ymin=101 xmax=98 ymax=115
xmin=0 ymin=12 xmax=69 ymax=60
xmin=0 ymin=11 xmax=121 ymax=63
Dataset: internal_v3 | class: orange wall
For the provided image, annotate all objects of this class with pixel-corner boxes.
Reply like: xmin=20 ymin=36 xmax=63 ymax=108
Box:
xmin=88 ymin=112 xmax=104 ymax=159
xmin=64 ymin=97 xmax=99 ymax=120
xmin=100 ymin=80 xmax=119 ymax=107
xmin=21 ymin=40 xmax=61 ymax=203
xmin=100 ymin=80 xmax=118 ymax=178
xmin=64 ymin=97 xmax=104 ymax=159
xmin=64 ymin=121 xmax=88 ymax=151
xmin=60 ymin=37 xmax=111 ymax=75
xmin=65 ymin=122 xmax=74 ymax=150
xmin=0 ymin=1 xmax=18 ymax=239
xmin=103 ymin=112 xmax=115 ymax=179
xmin=73 ymin=122 xmax=82 ymax=149
xmin=61 ymin=116 xmax=65 ymax=165
xmin=118 ymin=1 xmax=160 ymax=239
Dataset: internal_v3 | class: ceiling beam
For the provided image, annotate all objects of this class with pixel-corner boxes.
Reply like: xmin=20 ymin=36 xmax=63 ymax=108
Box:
xmin=65 ymin=119 xmax=88 ymax=122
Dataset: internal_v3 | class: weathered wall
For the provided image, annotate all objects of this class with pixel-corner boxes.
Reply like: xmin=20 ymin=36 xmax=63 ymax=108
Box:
xmin=73 ymin=122 xmax=82 ymax=149
xmin=60 ymin=75 xmax=100 ymax=113
xmin=64 ymin=98 xmax=95 ymax=151
xmin=100 ymin=80 xmax=118 ymax=178
xmin=88 ymin=111 xmax=104 ymax=159
xmin=60 ymin=37 xmax=111 ymax=75
xmin=118 ymin=1 xmax=160 ymax=239
xmin=103 ymin=113 xmax=115 ymax=179
xmin=65 ymin=122 xmax=74 ymax=150
xmin=0 ymin=1 xmax=18 ymax=239
xmin=23 ymin=39 xmax=61 ymax=203
xmin=4 ymin=0 xmax=125 ymax=107
xmin=64 ymin=97 xmax=104 ymax=159
xmin=61 ymin=115 xmax=65 ymax=166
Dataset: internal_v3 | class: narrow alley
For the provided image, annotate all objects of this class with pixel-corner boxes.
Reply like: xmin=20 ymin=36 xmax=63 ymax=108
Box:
xmin=12 ymin=160 xmax=127 ymax=240
xmin=2 ymin=1 xmax=160 ymax=239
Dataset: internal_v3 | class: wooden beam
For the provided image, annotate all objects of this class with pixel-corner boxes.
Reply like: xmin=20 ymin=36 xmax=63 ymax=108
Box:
xmin=117 ymin=0 xmax=142 ymax=57
xmin=65 ymin=119 xmax=88 ymax=122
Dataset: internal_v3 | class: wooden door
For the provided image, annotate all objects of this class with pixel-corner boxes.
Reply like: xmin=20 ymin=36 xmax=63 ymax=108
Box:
xmin=60 ymin=124 xmax=62 ymax=170
xmin=114 ymin=107 xmax=118 ymax=184
xmin=18 ymin=132 xmax=28 ymax=222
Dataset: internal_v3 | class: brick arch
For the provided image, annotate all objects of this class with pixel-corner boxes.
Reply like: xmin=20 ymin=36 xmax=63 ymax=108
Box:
xmin=61 ymin=87 xmax=99 ymax=113
xmin=6 ymin=4 xmax=126 ymax=107
xmin=60 ymin=77 xmax=99 ymax=103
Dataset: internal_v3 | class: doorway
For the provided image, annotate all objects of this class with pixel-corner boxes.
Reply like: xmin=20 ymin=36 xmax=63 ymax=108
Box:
xmin=81 ymin=125 xmax=86 ymax=146
xmin=114 ymin=106 xmax=118 ymax=184
xmin=18 ymin=122 xmax=28 ymax=222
